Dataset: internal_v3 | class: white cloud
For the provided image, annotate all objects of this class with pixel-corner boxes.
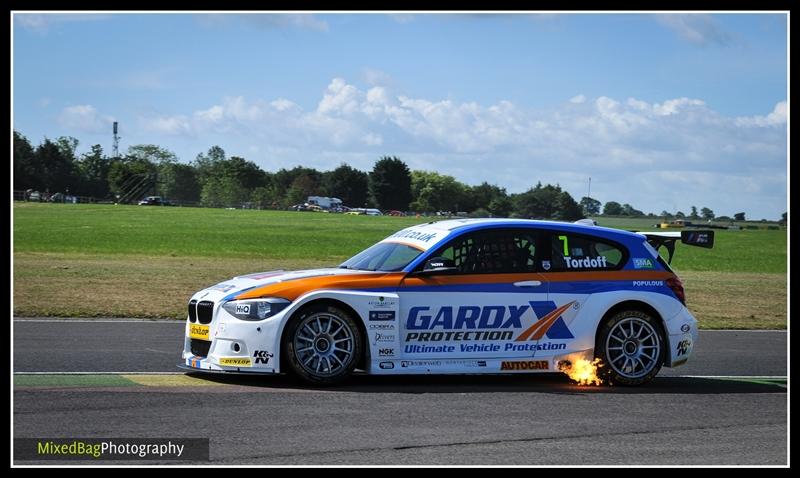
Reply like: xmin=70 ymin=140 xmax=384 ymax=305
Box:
xmin=652 ymin=98 xmax=705 ymax=116
xmin=735 ymin=101 xmax=787 ymax=127
xmin=198 ymin=14 xmax=329 ymax=32
xmin=569 ymin=94 xmax=586 ymax=104
xmin=362 ymin=133 xmax=383 ymax=146
xmin=362 ymin=68 xmax=393 ymax=87
xmin=317 ymin=78 xmax=362 ymax=116
xmin=141 ymin=115 xmax=192 ymax=136
xmin=133 ymin=79 xmax=786 ymax=218
xmin=14 ymin=13 xmax=112 ymax=33
xmin=270 ymin=98 xmax=298 ymax=112
xmin=57 ymin=105 xmax=114 ymax=133
xmin=388 ymin=14 xmax=415 ymax=24
xmin=119 ymin=68 xmax=176 ymax=90
xmin=655 ymin=14 xmax=732 ymax=46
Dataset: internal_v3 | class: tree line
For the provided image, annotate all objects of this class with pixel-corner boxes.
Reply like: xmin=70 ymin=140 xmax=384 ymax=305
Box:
xmin=13 ymin=131 xmax=732 ymax=221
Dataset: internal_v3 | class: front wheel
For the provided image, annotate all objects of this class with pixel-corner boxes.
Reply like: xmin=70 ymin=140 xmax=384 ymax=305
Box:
xmin=595 ymin=310 xmax=664 ymax=386
xmin=282 ymin=304 xmax=362 ymax=385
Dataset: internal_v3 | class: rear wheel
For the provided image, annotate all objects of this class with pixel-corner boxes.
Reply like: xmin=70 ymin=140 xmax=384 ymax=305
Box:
xmin=283 ymin=304 xmax=362 ymax=385
xmin=595 ymin=309 xmax=664 ymax=386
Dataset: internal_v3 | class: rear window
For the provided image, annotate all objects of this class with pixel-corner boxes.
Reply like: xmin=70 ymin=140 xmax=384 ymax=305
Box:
xmin=546 ymin=232 xmax=626 ymax=272
xmin=643 ymin=240 xmax=672 ymax=272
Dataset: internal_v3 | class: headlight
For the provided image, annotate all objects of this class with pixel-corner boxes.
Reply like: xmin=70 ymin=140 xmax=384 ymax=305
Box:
xmin=221 ymin=298 xmax=290 ymax=321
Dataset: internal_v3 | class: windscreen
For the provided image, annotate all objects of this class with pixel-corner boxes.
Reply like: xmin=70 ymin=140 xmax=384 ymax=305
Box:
xmin=339 ymin=242 xmax=423 ymax=272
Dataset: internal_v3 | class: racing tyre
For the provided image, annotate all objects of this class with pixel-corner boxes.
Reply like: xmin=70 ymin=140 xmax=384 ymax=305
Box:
xmin=595 ymin=309 xmax=664 ymax=386
xmin=283 ymin=304 xmax=362 ymax=385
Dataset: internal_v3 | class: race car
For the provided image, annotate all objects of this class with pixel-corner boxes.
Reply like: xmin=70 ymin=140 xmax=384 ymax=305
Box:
xmin=179 ymin=218 xmax=714 ymax=386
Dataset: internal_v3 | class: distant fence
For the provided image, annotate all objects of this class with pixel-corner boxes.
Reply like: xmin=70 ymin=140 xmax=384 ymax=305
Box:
xmin=13 ymin=190 xmax=203 ymax=207
xmin=13 ymin=190 xmax=112 ymax=204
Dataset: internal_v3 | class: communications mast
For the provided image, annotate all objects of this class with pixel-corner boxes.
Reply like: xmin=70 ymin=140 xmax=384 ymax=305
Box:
xmin=112 ymin=121 xmax=120 ymax=158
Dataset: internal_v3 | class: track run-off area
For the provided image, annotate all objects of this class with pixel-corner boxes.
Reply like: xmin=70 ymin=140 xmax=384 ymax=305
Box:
xmin=13 ymin=319 xmax=787 ymax=465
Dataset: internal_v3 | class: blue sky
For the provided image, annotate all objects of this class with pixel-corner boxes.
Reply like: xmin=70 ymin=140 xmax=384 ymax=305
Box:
xmin=13 ymin=12 xmax=788 ymax=219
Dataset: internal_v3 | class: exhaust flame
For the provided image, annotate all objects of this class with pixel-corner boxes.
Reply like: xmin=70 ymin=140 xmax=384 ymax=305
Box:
xmin=558 ymin=358 xmax=604 ymax=386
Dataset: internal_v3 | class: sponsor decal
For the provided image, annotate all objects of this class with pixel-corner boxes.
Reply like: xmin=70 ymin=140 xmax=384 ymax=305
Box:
xmin=372 ymin=333 xmax=396 ymax=344
xmin=369 ymin=323 xmax=395 ymax=330
xmin=389 ymin=229 xmax=439 ymax=243
xmin=369 ymin=311 xmax=396 ymax=321
xmin=235 ymin=304 xmax=250 ymax=314
xmin=403 ymin=301 xmax=577 ymax=352
xmin=564 ymin=256 xmax=608 ymax=269
xmin=401 ymin=360 xmax=442 ymax=368
xmin=515 ymin=302 xmax=575 ymax=341
xmin=240 ymin=271 xmax=284 ymax=280
xmin=378 ymin=348 xmax=394 ymax=357
xmin=680 ymin=324 xmax=691 ymax=333
xmin=501 ymin=360 xmax=549 ymax=371
xmin=219 ymin=357 xmax=253 ymax=367
xmin=189 ymin=324 xmax=210 ymax=340
xmin=253 ymin=350 xmax=274 ymax=365
xmin=632 ymin=280 xmax=664 ymax=287
xmin=404 ymin=343 xmax=568 ymax=354
xmin=379 ymin=362 xmax=394 ymax=369
xmin=542 ymin=260 xmax=551 ymax=271
xmin=502 ymin=342 xmax=566 ymax=352
xmin=406 ymin=305 xmax=528 ymax=330
xmin=676 ymin=339 xmax=692 ymax=356
xmin=209 ymin=283 xmax=237 ymax=292
xmin=368 ymin=297 xmax=396 ymax=309
xmin=443 ymin=359 xmax=488 ymax=368
xmin=405 ymin=344 xmax=456 ymax=353
xmin=684 ymin=232 xmax=711 ymax=245
xmin=632 ymin=258 xmax=656 ymax=269
xmin=406 ymin=331 xmax=513 ymax=343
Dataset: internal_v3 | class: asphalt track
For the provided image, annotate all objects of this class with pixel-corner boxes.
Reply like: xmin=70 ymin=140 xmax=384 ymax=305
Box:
xmin=13 ymin=319 xmax=788 ymax=466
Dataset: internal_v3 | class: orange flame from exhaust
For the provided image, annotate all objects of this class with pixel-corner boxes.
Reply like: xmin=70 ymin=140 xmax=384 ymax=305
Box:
xmin=559 ymin=358 xmax=604 ymax=386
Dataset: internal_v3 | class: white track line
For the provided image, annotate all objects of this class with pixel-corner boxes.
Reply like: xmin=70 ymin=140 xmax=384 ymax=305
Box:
xmin=679 ymin=375 xmax=786 ymax=379
xmin=13 ymin=372 xmax=787 ymax=379
xmin=697 ymin=330 xmax=787 ymax=333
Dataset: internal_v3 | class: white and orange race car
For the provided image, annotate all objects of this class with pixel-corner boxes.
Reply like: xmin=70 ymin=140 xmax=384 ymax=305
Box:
xmin=180 ymin=218 xmax=713 ymax=385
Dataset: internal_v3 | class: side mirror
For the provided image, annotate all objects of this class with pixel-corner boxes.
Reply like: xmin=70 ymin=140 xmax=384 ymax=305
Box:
xmin=417 ymin=257 xmax=459 ymax=275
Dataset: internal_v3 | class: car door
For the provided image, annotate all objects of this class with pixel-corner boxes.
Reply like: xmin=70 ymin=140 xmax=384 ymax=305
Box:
xmin=539 ymin=228 xmax=630 ymax=355
xmin=397 ymin=227 xmax=550 ymax=365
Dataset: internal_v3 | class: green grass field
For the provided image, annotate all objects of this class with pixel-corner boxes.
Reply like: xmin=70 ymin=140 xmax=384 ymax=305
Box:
xmin=13 ymin=203 xmax=787 ymax=328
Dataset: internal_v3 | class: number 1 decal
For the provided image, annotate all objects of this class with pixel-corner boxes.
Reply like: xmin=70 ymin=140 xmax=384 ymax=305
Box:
xmin=558 ymin=235 xmax=569 ymax=257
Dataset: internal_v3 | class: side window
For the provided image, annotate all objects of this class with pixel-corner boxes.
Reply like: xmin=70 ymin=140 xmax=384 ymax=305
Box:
xmin=430 ymin=229 xmax=539 ymax=274
xmin=548 ymin=233 xmax=624 ymax=271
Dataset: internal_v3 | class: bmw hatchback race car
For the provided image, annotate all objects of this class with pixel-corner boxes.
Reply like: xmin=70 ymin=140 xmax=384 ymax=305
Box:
xmin=180 ymin=219 xmax=713 ymax=386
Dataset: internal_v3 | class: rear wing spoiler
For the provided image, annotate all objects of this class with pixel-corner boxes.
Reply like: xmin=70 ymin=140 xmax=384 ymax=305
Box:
xmin=634 ymin=230 xmax=715 ymax=265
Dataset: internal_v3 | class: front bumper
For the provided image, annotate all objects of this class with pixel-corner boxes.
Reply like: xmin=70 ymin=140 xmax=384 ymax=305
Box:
xmin=180 ymin=307 xmax=287 ymax=374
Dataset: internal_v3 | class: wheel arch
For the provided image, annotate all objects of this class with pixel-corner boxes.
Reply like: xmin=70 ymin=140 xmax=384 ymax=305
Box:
xmin=279 ymin=297 xmax=369 ymax=371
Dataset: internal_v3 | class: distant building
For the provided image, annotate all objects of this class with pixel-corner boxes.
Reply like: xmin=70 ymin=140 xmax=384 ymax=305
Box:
xmin=307 ymin=196 xmax=343 ymax=209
